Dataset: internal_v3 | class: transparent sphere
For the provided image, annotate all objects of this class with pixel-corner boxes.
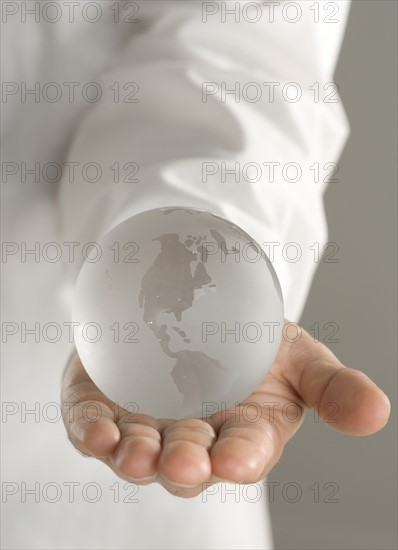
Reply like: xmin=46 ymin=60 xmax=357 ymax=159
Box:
xmin=73 ymin=207 xmax=284 ymax=419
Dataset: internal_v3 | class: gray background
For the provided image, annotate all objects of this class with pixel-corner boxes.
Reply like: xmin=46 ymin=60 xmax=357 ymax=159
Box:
xmin=269 ymin=1 xmax=397 ymax=549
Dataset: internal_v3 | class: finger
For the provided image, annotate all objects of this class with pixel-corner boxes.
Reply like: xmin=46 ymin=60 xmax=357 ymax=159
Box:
xmin=208 ymin=394 xmax=302 ymax=484
xmin=277 ymin=321 xmax=391 ymax=435
xmin=110 ymin=414 xmax=162 ymax=484
xmin=157 ymin=418 xmax=216 ymax=495
xmin=61 ymin=353 xmax=121 ymax=458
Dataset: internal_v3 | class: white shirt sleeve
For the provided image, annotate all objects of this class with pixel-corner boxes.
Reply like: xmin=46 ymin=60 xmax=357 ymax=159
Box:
xmin=59 ymin=0 xmax=351 ymax=321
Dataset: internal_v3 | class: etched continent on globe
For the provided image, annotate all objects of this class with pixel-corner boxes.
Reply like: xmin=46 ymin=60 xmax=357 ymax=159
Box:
xmin=73 ymin=207 xmax=284 ymax=419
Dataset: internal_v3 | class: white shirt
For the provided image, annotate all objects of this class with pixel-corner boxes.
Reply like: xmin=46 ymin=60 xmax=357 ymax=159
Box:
xmin=2 ymin=2 xmax=350 ymax=548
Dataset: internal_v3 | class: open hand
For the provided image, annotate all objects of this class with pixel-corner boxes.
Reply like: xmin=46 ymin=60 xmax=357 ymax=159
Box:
xmin=61 ymin=320 xmax=390 ymax=498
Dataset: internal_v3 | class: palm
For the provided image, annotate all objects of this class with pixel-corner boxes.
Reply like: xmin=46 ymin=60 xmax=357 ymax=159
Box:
xmin=61 ymin=321 xmax=390 ymax=498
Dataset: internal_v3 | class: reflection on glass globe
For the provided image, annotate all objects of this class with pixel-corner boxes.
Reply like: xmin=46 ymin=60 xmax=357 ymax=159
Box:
xmin=73 ymin=207 xmax=284 ymax=419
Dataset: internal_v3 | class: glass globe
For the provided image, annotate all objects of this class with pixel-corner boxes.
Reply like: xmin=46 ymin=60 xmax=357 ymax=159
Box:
xmin=72 ymin=207 xmax=284 ymax=419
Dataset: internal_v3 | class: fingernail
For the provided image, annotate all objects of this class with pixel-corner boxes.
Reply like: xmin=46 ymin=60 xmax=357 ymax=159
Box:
xmin=161 ymin=475 xmax=198 ymax=489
